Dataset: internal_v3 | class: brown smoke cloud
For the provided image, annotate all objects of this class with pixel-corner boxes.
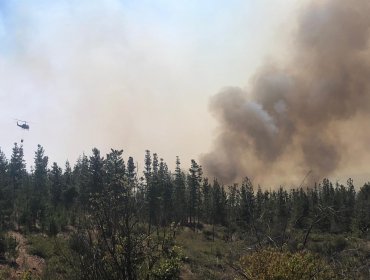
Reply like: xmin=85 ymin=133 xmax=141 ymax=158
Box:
xmin=201 ymin=0 xmax=370 ymax=186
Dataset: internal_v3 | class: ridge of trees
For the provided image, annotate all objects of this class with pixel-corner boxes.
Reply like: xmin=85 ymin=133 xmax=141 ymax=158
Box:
xmin=0 ymin=143 xmax=369 ymax=237
xmin=0 ymin=143 xmax=369 ymax=279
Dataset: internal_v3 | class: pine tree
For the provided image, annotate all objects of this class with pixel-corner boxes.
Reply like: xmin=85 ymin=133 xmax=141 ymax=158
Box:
xmin=64 ymin=161 xmax=72 ymax=187
xmin=291 ymin=188 xmax=309 ymax=229
xmin=211 ymin=179 xmax=226 ymax=226
xmin=0 ymin=149 xmax=8 ymax=188
xmin=152 ymin=153 xmax=159 ymax=177
xmin=240 ymin=177 xmax=255 ymax=227
xmin=9 ymin=143 xmax=26 ymax=195
xmin=159 ymin=158 xmax=173 ymax=226
xmin=143 ymin=150 xmax=156 ymax=231
xmin=342 ymin=178 xmax=356 ymax=232
xmin=275 ymin=187 xmax=290 ymax=241
xmin=74 ymin=154 xmax=90 ymax=206
xmin=63 ymin=160 xmax=78 ymax=209
xmin=201 ymin=178 xmax=212 ymax=224
xmin=188 ymin=159 xmax=202 ymax=226
xmin=0 ymin=149 xmax=11 ymax=229
xmin=105 ymin=149 xmax=126 ymax=193
xmin=173 ymin=156 xmax=186 ymax=224
xmin=89 ymin=148 xmax=105 ymax=194
xmin=150 ymin=153 xmax=159 ymax=225
xmin=31 ymin=144 xmax=49 ymax=230
xmin=9 ymin=143 xmax=26 ymax=228
xmin=144 ymin=150 xmax=152 ymax=182
xmin=127 ymin=156 xmax=136 ymax=184
xmin=255 ymin=186 xmax=264 ymax=222
xmin=34 ymin=145 xmax=49 ymax=193
xmin=50 ymin=162 xmax=63 ymax=207
xmin=317 ymin=179 xmax=335 ymax=232
xmin=355 ymin=183 xmax=370 ymax=235
xmin=226 ymin=184 xmax=239 ymax=240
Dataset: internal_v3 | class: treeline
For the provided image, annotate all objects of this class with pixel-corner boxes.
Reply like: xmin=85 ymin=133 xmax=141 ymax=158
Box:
xmin=0 ymin=143 xmax=369 ymax=279
xmin=0 ymin=143 xmax=369 ymax=237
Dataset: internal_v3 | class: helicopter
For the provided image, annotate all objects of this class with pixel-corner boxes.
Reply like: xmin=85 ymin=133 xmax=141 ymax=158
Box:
xmin=16 ymin=119 xmax=30 ymax=130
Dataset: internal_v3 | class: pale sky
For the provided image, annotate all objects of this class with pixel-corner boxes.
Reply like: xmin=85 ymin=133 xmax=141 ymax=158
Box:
xmin=0 ymin=0 xmax=302 ymax=171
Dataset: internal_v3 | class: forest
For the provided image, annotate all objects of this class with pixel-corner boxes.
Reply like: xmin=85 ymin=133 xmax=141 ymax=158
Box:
xmin=0 ymin=143 xmax=369 ymax=279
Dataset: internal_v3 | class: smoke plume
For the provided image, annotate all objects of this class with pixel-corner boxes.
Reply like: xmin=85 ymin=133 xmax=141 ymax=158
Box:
xmin=201 ymin=0 xmax=370 ymax=186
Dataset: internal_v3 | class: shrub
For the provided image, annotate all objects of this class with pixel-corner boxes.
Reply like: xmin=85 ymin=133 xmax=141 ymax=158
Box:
xmin=151 ymin=245 xmax=184 ymax=280
xmin=238 ymin=248 xmax=337 ymax=280
xmin=27 ymin=236 xmax=54 ymax=259
xmin=309 ymin=235 xmax=348 ymax=255
xmin=0 ymin=233 xmax=18 ymax=263
xmin=0 ymin=266 xmax=12 ymax=280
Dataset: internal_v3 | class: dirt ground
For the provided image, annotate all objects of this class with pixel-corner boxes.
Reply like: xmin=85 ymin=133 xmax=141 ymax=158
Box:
xmin=1 ymin=231 xmax=46 ymax=279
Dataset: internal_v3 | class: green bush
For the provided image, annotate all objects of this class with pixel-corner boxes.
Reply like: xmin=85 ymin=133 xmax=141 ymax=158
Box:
xmin=203 ymin=229 xmax=213 ymax=240
xmin=309 ymin=235 xmax=348 ymax=255
xmin=151 ymin=245 xmax=184 ymax=280
xmin=0 ymin=233 xmax=18 ymax=262
xmin=239 ymin=248 xmax=337 ymax=280
xmin=48 ymin=219 xmax=59 ymax=236
xmin=0 ymin=266 xmax=12 ymax=280
xmin=41 ymin=254 xmax=75 ymax=280
xmin=28 ymin=236 xmax=54 ymax=259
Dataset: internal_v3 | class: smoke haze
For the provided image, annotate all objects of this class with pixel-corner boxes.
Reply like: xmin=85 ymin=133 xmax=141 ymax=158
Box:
xmin=201 ymin=0 xmax=370 ymax=186
xmin=0 ymin=0 xmax=298 ymax=170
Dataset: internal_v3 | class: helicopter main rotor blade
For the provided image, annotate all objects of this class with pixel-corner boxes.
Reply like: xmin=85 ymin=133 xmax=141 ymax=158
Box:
xmin=13 ymin=118 xmax=34 ymax=123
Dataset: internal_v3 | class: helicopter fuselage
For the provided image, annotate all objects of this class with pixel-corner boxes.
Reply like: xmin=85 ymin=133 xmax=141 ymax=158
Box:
xmin=17 ymin=122 xmax=29 ymax=130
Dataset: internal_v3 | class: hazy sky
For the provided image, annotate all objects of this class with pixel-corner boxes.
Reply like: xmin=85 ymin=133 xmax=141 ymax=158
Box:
xmin=0 ymin=0 xmax=301 ymax=172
